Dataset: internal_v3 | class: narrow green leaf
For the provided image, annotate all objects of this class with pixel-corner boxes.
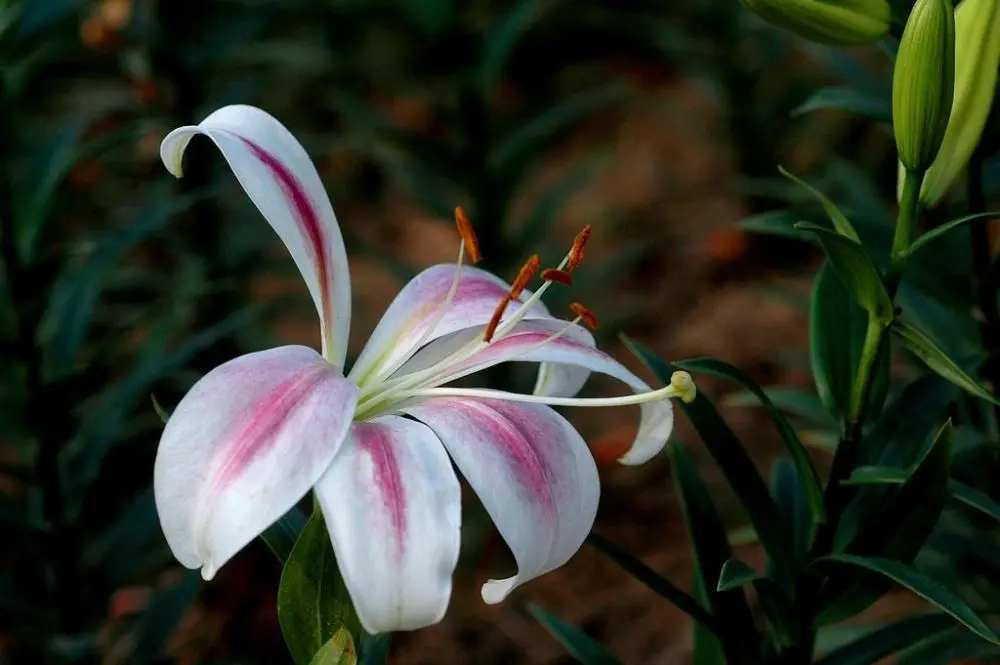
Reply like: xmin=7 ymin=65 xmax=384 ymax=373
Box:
xmin=626 ymin=339 xmax=796 ymax=594
xmin=815 ymin=554 xmax=1000 ymax=645
xmin=844 ymin=467 xmax=1000 ymax=523
xmin=150 ymin=394 xmax=170 ymax=425
xmin=797 ymin=223 xmax=893 ymax=322
xmin=308 ymin=627 xmax=357 ymax=665
xmin=898 ymin=628 xmax=1000 ymax=664
xmin=820 ymin=422 xmax=954 ymax=623
xmin=528 ymin=605 xmax=624 ymax=665
xmin=770 ymin=458 xmax=814 ymax=561
xmin=261 ymin=507 xmax=309 ymax=564
xmin=717 ymin=557 xmax=763 ymax=591
xmin=905 ymin=212 xmax=999 ymax=257
xmin=676 ymin=358 xmax=825 ymax=526
xmin=815 ymin=614 xmax=960 ymax=665
xmin=725 ymin=387 xmax=836 ymax=428
xmin=739 ymin=209 xmax=818 ymax=242
xmin=809 ymin=261 xmax=860 ymax=418
xmin=586 ymin=532 xmax=717 ymax=632
xmin=479 ymin=0 xmax=551 ymax=89
xmin=892 ymin=320 xmax=1000 ymax=405
xmin=278 ymin=512 xmax=361 ymax=665
xmin=791 ymin=87 xmax=892 ymax=122
xmin=779 ymin=166 xmax=861 ymax=241
xmin=671 ymin=442 xmax=760 ymax=662
xmin=691 ymin=558 xmax=727 ymax=665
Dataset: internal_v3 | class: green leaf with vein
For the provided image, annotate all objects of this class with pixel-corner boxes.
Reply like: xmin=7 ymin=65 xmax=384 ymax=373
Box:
xmin=791 ymin=87 xmax=891 ymax=122
xmin=844 ymin=466 xmax=1000 ymax=522
xmin=892 ymin=320 xmax=1000 ymax=406
xmin=528 ymin=605 xmax=624 ymax=665
xmin=779 ymin=166 xmax=860 ymax=241
xmin=815 ymin=614 xmax=960 ymax=665
xmin=308 ymin=627 xmax=356 ymax=665
xmin=814 ymin=555 xmax=1000 ymax=645
xmin=676 ymin=357 xmax=825 ymax=526
xmin=796 ymin=223 xmax=893 ymax=322
xmin=586 ymin=532 xmax=717 ymax=633
xmin=904 ymin=212 xmax=999 ymax=257
xmin=278 ymin=512 xmax=361 ymax=665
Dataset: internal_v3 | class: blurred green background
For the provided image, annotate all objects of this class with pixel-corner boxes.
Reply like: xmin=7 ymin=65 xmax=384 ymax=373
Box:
xmin=0 ymin=0 xmax=958 ymax=663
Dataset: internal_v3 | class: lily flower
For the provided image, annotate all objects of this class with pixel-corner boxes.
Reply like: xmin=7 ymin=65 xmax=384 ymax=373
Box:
xmin=153 ymin=105 xmax=694 ymax=634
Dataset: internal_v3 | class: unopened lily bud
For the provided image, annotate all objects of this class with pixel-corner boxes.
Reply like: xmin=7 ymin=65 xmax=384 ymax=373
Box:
xmin=919 ymin=0 xmax=1000 ymax=207
xmin=893 ymin=0 xmax=956 ymax=173
xmin=737 ymin=0 xmax=890 ymax=46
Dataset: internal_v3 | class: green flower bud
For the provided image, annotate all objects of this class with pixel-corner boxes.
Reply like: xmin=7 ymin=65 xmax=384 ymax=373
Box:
xmin=738 ymin=0 xmax=891 ymax=45
xmin=919 ymin=0 xmax=1000 ymax=207
xmin=893 ymin=0 xmax=956 ymax=173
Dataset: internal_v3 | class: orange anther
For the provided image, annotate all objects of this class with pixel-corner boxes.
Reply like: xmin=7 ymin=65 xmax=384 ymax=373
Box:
xmin=570 ymin=302 xmax=599 ymax=329
xmin=510 ymin=254 xmax=541 ymax=299
xmin=567 ymin=225 xmax=592 ymax=272
xmin=454 ymin=207 xmax=482 ymax=263
xmin=484 ymin=296 xmax=511 ymax=342
xmin=541 ymin=268 xmax=573 ymax=286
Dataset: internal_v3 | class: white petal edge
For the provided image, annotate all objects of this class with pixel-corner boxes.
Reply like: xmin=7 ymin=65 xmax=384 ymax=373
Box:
xmin=160 ymin=105 xmax=352 ymax=365
xmin=402 ymin=397 xmax=599 ymax=603
xmin=315 ymin=416 xmax=461 ymax=633
xmin=153 ymin=345 xmax=358 ymax=579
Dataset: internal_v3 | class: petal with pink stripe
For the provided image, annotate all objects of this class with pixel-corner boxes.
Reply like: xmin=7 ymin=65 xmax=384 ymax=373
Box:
xmin=153 ymin=346 xmax=358 ymax=580
xmin=402 ymin=398 xmax=599 ymax=603
xmin=400 ymin=321 xmax=673 ymax=465
xmin=348 ymin=264 xmax=557 ymax=386
xmin=160 ymin=105 xmax=351 ymax=365
xmin=314 ymin=416 xmax=461 ymax=634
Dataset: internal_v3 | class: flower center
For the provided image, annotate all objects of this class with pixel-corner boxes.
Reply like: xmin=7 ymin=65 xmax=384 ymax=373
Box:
xmin=352 ymin=213 xmax=596 ymax=421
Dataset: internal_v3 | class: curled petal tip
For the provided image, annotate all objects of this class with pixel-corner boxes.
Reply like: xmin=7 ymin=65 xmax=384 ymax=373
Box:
xmin=201 ymin=562 xmax=217 ymax=581
xmin=481 ymin=578 xmax=517 ymax=605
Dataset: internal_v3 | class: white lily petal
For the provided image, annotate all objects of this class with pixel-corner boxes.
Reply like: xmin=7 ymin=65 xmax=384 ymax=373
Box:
xmin=402 ymin=398 xmax=599 ymax=603
xmin=315 ymin=416 xmax=461 ymax=634
xmin=153 ymin=346 xmax=357 ymax=580
xmin=348 ymin=264 xmax=555 ymax=386
xmin=402 ymin=322 xmax=671 ymax=465
xmin=160 ymin=105 xmax=351 ymax=365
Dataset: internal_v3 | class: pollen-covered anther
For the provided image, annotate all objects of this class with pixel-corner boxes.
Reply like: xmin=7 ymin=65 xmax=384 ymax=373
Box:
xmin=570 ymin=302 xmax=599 ymax=330
xmin=484 ymin=296 xmax=512 ymax=342
xmin=541 ymin=268 xmax=573 ymax=286
xmin=567 ymin=225 xmax=592 ymax=272
xmin=454 ymin=206 xmax=482 ymax=263
xmin=509 ymin=255 xmax=541 ymax=299
xmin=670 ymin=371 xmax=697 ymax=404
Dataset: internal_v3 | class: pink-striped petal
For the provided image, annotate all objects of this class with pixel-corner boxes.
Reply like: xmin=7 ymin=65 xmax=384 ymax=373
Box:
xmin=401 ymin=321 xmax=672 ymax=465
xmin=347 ymin=264 xmax=554 ymax=386
xmin=160 ymin=105 xmax=351 ymax=365
xmin=314 ymin=416 xmax=461 ymax=634
xmin=153 ymin=346 xmax=357 ymax=580
xmin=401 ymin=398 xmax=599 ymax=603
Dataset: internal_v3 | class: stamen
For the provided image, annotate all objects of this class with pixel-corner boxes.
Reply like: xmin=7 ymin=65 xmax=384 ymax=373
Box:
xmin=541 ymin=268 xmax=573 ymax=286
xmin=567 ymin=225 xmax=592 ymax=272
xmin=404 ymin=383 xmax=686 ymax=408
xmin=670 ymin=370 xmax=697 ymax=404
xmin=484 ymin=296 xmax=511 ymax=342
xmin=454 ymin=207 xmax=481 ymax=263
xmin=510 ymin=255 xmax=541 ymax=299
xmin=570 ymin=302 xmax=599 ymax=329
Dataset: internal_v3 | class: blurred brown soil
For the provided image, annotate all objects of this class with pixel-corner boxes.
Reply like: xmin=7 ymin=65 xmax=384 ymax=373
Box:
xmin=154 ymin=75 xmax=927 ymax=665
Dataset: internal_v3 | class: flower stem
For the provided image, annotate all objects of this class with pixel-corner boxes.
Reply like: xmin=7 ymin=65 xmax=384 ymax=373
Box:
xmin=889 ymin=168 xmax=924 ymax=292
